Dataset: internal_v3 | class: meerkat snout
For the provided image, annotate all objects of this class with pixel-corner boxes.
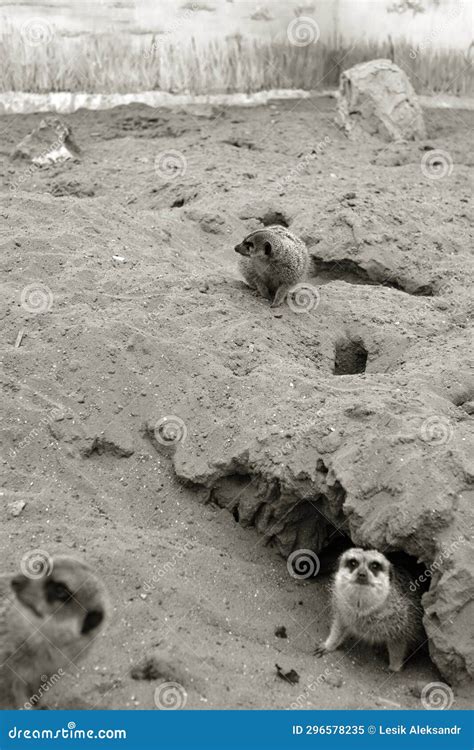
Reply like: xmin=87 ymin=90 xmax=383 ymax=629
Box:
xmin=355 ymin=568 xmax=368 ymax=584
xmin=234 ymin=241 xmax=247 ymax=255
xmin=0 ymin=554 xmax=109 ymax=709
xmin=234 ymin=237 xmax=272 ymax=258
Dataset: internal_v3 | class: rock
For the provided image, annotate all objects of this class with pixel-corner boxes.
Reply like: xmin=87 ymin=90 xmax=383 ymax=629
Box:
xmin=8 ymin=500 xmax=26 ymax=517
xmin=336 ymin=59 xmax=426 ymax=142
xmin=423 ymin=544 xmax=474 ymax=685
xmin=461 ymin=401 xmax=474 ymax=415
xmin=11 ymin=117 xmax=80 ymax=165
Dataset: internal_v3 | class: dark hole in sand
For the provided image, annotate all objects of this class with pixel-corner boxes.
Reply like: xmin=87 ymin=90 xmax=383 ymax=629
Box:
xmin=334 ymin=337 xmax=368 ymax=375
xmin=223 ymin=138 xmax=259 ymax=150
xmin=171 ymin=197 xmax=185 ymax=208
xmin=260 ymin=211 xmax=289 ymax=227
xmin=318 ymin=530 xmax=429 ymax=597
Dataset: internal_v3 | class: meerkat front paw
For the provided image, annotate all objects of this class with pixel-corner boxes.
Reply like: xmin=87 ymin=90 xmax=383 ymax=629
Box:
xmin=270 ymin=285 xmax=290 ymax=307
xmin=313 ymin=643 xmax=329 ymax=657
xmin=256 ymin=283 xmax=272 ymax=301
xmin=387 ymin=641 xmax=407 ymax=672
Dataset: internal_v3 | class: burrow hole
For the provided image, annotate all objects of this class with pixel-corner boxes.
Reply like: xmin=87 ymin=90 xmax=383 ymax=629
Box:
xmin=334 ymin=337 xmax=368 ymax=375
xmin=261 ymin=210 xmax=290 ymax=227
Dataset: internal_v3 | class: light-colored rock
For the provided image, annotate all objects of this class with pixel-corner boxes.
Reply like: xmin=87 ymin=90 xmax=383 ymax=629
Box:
xmin=7 ymin=500 xmax=26 ymax=517
xmin=11 ymin=117 xmax=80 ymax=164
xmin=336 ymin=59 xmax=426 ymax=141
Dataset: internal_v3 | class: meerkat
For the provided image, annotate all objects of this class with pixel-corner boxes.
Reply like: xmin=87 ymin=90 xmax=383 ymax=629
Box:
xmin=314 ymin=548 xmax=424 ymax=672
xmin=234 ymin=225 xmax=309 ymax=307
xmin=0 ymin=555 xmax=108 ymax=709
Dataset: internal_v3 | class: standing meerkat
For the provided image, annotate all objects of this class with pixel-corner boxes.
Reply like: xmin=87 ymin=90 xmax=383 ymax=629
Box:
xmin=234 ymin=225 xmax=309 ymax=307
xmin=314 ymin=548 xmax=424 ymax=671
xmin=0 ymin=554 xmax=109 ymax=709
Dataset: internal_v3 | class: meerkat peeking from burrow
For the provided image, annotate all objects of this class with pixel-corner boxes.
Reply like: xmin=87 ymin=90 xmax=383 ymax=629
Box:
xmin=234 ymin=225 xmax=309 ymax=307
xmin=0 ymin=555 xmax=109 ymax=709
xmin=314 ymin=548 xmax=424 ymax=672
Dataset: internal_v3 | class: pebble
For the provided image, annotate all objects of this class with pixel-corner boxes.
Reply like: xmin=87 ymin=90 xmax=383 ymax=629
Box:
xmin=8 ymin=500 xmax=26 ymax=517
xmin=322 ymin=672 xmax=343 ymax=688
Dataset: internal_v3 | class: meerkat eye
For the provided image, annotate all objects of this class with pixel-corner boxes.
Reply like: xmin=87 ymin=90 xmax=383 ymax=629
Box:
xmin=369 ymin=561 xmax=382 ymax=574
xmin=81 ymin=609 xmax=104 ymax=634
xmin=345 ymin=558 xmax=359 ymax=571
xmin=45 ymin=580 xmax=73 ymax=604
xmin=263 ymin=241 xmax=272 ymax=255
xmin=246 ymin=241 xmax=254 ymax=250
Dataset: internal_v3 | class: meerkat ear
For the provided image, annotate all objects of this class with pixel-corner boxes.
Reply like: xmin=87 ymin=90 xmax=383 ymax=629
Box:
xmin=264 ymin=241 xmax=272 ymax=256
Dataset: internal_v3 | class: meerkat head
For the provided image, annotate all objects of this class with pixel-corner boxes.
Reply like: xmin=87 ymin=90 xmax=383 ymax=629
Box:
xmin=334 ymin=548 xmax=392 ymax=613
xmin=10 ymin=555 xmax=108 ymax=653
xmin=234 ymin=229 xmax=277 ymax=260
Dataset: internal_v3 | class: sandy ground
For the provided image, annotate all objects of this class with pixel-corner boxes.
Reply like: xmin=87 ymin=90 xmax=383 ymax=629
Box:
xmin=0 ymin=96 xmax=472 ymax=711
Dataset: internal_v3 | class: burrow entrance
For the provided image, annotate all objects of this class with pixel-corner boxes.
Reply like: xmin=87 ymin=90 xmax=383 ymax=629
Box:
xmin=260 ymin=210 xmax=290 ymax=227
xmin=309 ymin=256 xmax=435 ymax=296
xmin=334 ymin=337 xmax=368 ymax=375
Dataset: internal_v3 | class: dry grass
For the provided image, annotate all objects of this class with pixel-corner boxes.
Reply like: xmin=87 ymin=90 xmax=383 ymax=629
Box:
xmin=0 ymin=27 xmax=472 ymax=96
